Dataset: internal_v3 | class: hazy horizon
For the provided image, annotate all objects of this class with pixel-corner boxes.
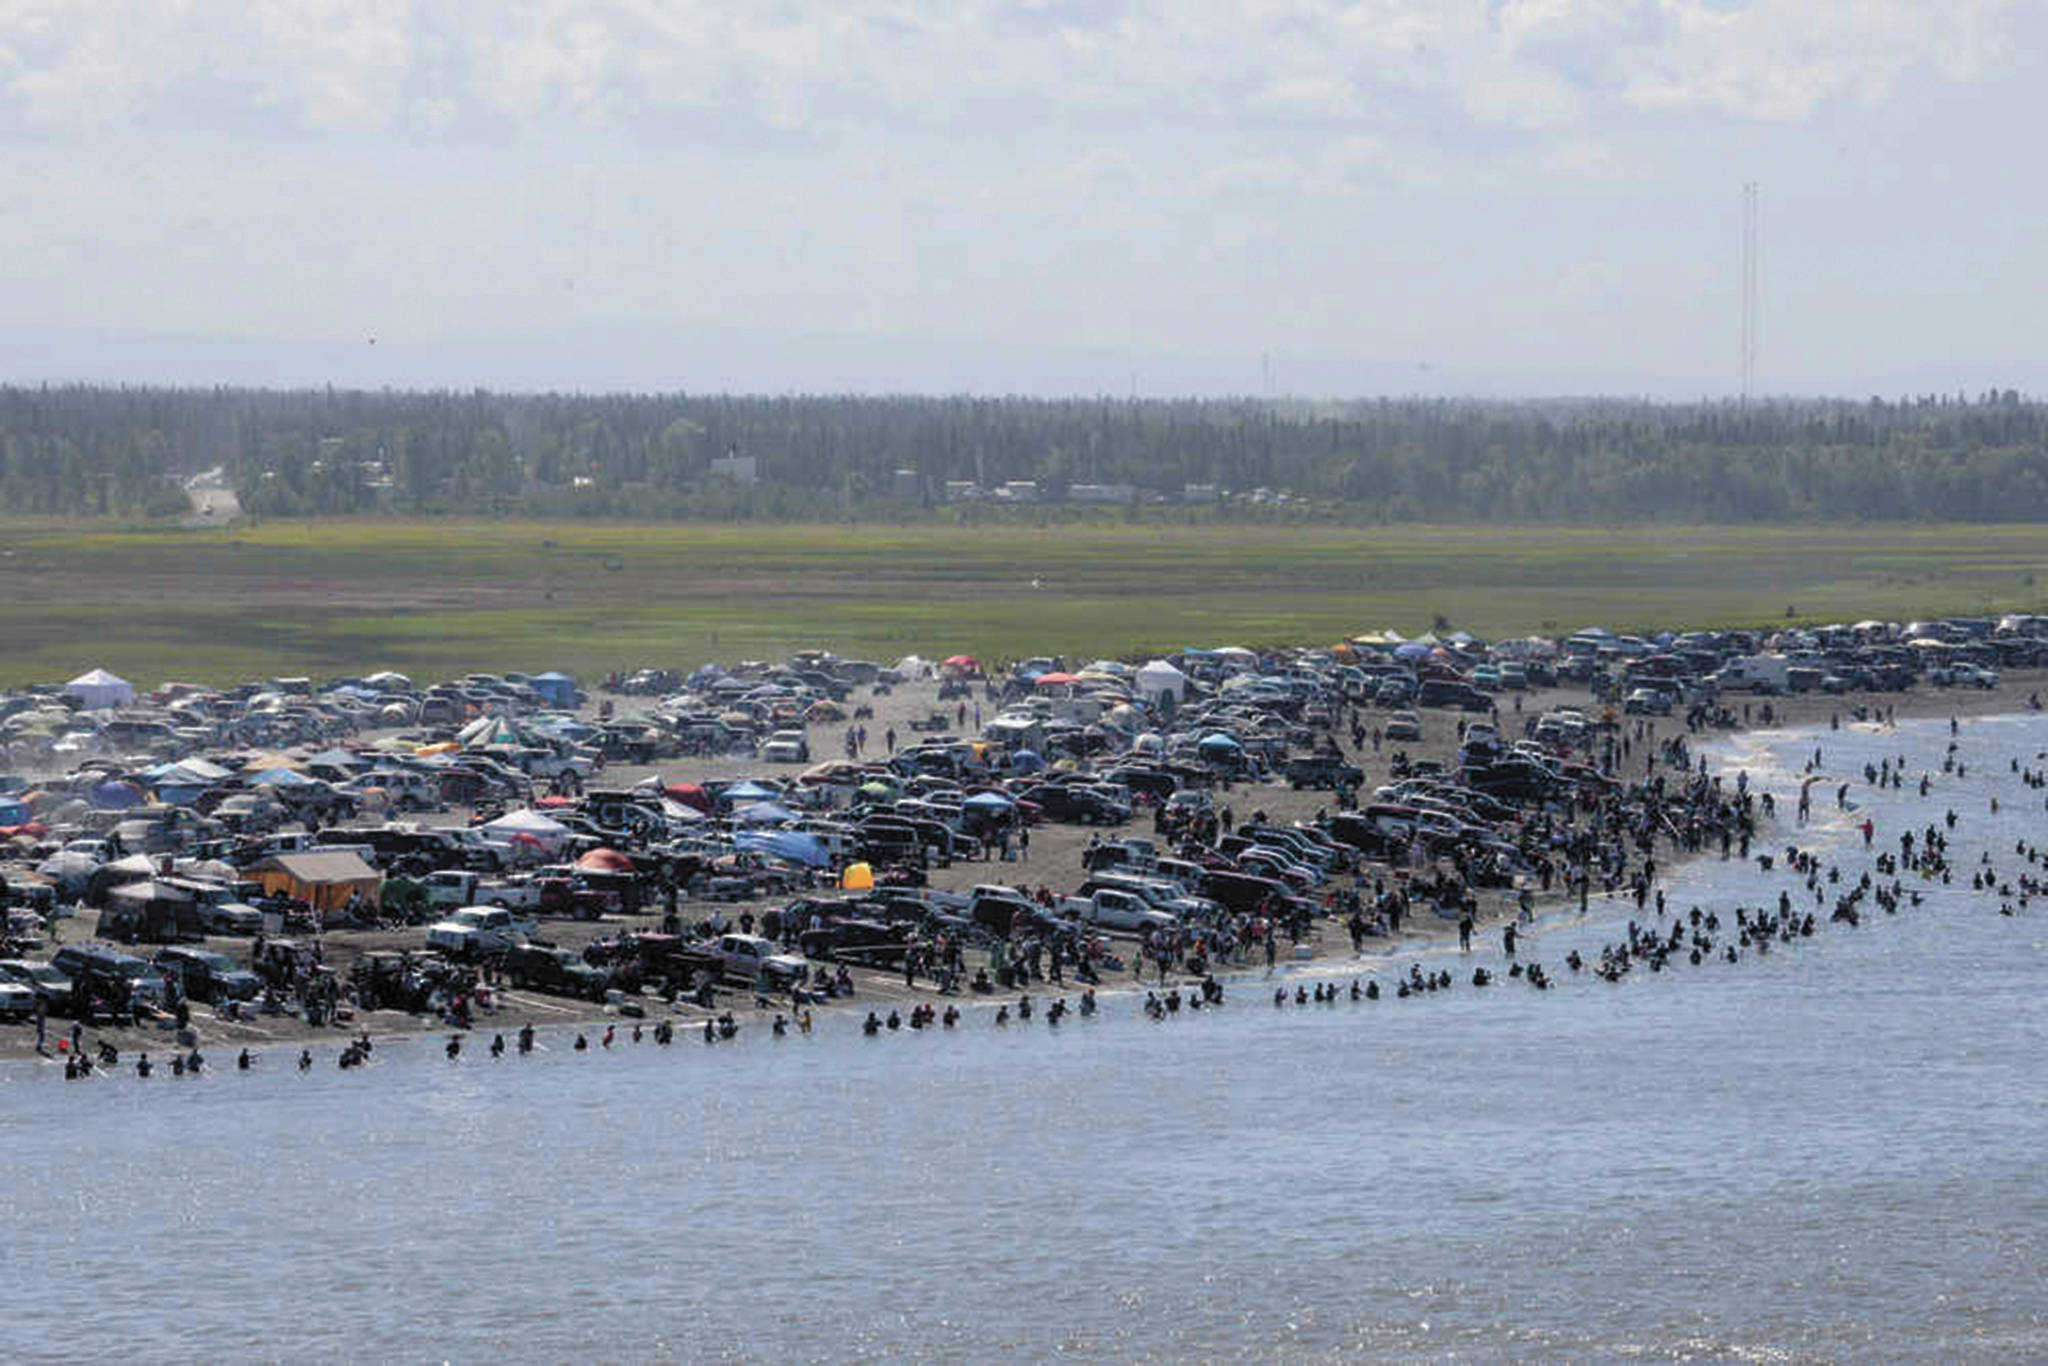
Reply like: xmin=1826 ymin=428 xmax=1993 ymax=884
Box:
xmin=3 ymin=3 xmax=2042 ymax=400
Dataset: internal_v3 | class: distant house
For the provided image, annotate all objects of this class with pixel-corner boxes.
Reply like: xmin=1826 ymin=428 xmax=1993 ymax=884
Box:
xmin=709 ymin=454 xmax=758 ymax=486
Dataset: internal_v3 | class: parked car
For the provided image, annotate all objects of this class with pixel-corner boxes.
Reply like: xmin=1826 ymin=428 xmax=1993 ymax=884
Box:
xmin=760 ymin=729 xmax=812 ymax=763
xmin=1383 ymin=712 xmax=1424 ymax=743
xmin=202 ymin=902 xmax=266 ymax=936
xmin=0 ymin=958 xmax=74 ymax=1015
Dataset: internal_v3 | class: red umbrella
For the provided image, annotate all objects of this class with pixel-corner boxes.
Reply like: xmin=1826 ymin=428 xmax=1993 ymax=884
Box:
xmin=943 ymin=654 xmax=978 ymax=668
xmin=577 ymin=848 xmax=636 ymax=873
xmin=1034 ymin=671 xmax=1081 ymax=687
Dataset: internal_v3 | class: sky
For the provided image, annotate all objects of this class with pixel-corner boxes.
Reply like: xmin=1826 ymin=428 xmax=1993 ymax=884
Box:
xmin=0 ymin=0 xmax=2042 ymax=399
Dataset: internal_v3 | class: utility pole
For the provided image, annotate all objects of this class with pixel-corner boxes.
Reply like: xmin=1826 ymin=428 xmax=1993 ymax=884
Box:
xmin=1741 ymin=182 xmax=1759 ymax=405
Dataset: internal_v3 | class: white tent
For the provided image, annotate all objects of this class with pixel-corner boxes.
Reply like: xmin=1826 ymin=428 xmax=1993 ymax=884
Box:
xmin=480 ymin=808 xmax=572 ymax=850
xmin=1135 ymin=659 xmax=1189 ymax=702
xmin=66 ymin=668 xmax=135 ymax=710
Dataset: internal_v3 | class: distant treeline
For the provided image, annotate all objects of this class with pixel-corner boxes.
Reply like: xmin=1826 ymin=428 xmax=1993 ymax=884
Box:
xmin=3 ymin=385 xmax=2046 ymax=523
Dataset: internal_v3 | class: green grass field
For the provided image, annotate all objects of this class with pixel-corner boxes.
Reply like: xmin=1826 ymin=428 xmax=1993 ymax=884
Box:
xmin=4 ymin=518 xmax=2045 ymax=688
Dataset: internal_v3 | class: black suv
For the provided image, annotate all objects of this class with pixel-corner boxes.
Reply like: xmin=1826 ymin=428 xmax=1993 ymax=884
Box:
xmin=1283 ymin=754 xmax=1363 ymax=790
xmin=503 ymin=944 xmax=611 ymax=1001
xmin=153 ymin=946 xmax=263 ymax=1004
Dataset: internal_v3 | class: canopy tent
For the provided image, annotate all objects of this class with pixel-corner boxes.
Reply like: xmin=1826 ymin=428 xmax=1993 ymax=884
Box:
xmin=66 ymin=668 xmax=135 ymax=710
xmin=1135 ymin=659 xmax=1189 ymax=702
xmin=529 ymin=671 xmax=578 ymax=707
xmin=101 ymin=879 xmax=206 ymax=943
xmin=480 ymin=808 xmax=572 ymax=850
xmin=250 ymin=767 xmax=318 ymax=787
xmin=962 ymin=791 xmax=1015 ymax=810
xmin=245 ymin=850 xmax=381 ymax=916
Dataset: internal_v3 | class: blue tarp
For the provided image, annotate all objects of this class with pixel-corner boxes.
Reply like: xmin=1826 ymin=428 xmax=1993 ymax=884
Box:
xmin=90 ymin=780 xmax=146 ymax=810
xmin=734 ymin=800 xmax=797 ymax=825
xmin=733 ymin=830 xmax=830 ymax=868
xmin=250 ymin=767 xmax=317 ymax=787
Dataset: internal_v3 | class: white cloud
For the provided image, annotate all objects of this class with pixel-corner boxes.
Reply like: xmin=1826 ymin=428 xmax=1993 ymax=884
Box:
xmin=0 ymin=1 xmax=2022 ymax=140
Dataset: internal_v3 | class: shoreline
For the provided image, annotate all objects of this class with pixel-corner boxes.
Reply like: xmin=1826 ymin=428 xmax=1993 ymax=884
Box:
xmin=5 ymin=675 xmax=2041 ymax=1070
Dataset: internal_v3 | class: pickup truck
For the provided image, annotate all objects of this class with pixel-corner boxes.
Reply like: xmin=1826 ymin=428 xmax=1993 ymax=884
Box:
xmin=425 ymin=906 xmax=537 ymax=958
xmin=711 ymin=933 xmax=808 ymax=988
xmin=1055 ymin=887 xmax=1178 ymax=933
xmin=417 ymin=869 xmax=552 ymax=913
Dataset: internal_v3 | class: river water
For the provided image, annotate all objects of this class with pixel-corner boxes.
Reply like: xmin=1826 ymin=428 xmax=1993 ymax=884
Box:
xmin=6 ymin=716 xmax=2047 ymax=1361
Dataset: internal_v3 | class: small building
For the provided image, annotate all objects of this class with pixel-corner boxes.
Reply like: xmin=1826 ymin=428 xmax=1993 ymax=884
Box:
xmin=710 ymin=454 xmax=758 ymax=486
xmin=944 ymin=481 xmax=982 ymax=502
xmin=1180 ymin=484 xmax=1220 ymax=504
xmin=1068 ymin=483 xmax=1137 ymax=505
xmin=997 ymin=480 xmax=1039 ymax=502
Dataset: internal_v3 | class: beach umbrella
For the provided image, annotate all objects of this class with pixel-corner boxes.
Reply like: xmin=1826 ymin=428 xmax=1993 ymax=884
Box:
xmin=1034 ymin=671 xmax=1082 ymax=687
xmin=1009 ymin=749 xmax=1045 ymax=774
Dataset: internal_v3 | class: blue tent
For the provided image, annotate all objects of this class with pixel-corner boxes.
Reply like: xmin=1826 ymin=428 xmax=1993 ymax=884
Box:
xmin=733 ymin=830 xmax=830 ymax=868
xmin=90 ymin=779 xmax=146 ymax=810
xmin=734 ymin=800 xmax=797 ymax=825
xmin=530 ymin=671 xmax=578 ymax=707
xmin=250 ymin=767 xmax=317 ymax=787
xmin=962 ymin=791 xmax=1015 ymax=810
xmin=719 ymin=780 xmax=778 ymax=806
xmin=1197 ymin=732 xmax=1242 ymax=752
xmin=1009 ymin=749 xmax=1044 ymax=774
